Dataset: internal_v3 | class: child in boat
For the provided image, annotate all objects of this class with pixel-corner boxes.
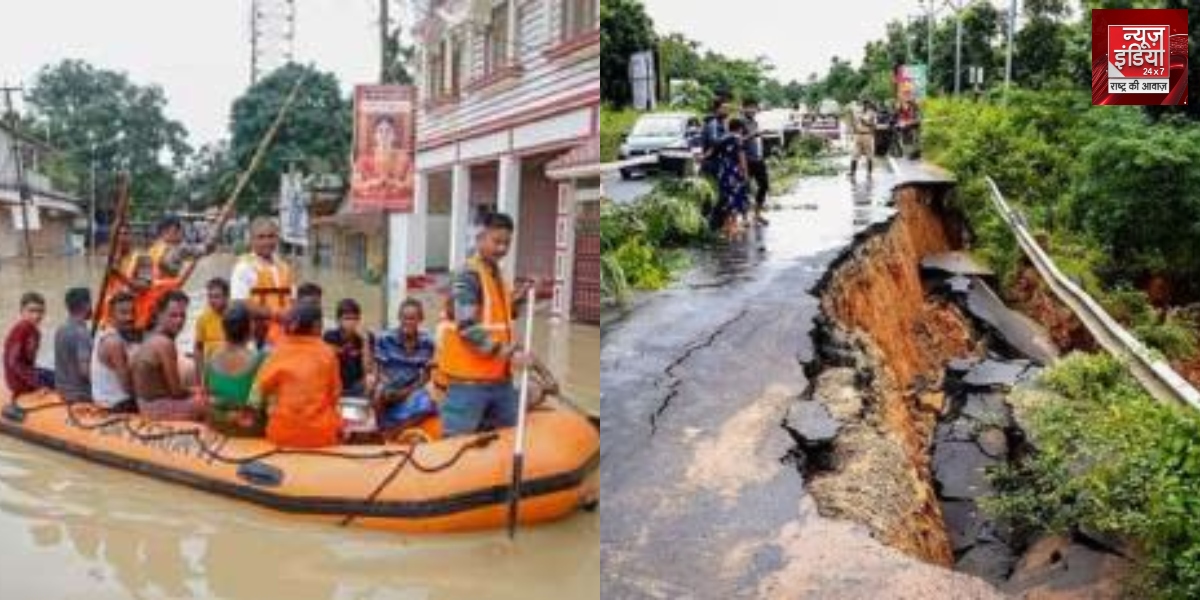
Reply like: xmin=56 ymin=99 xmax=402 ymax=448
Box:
xmin=249 ymin=301 xmax=343 ymax=447
xmin=373 ymin=298 xmax=438 ymax=435
xmin=322 ymin=298 xmax=375 ymax=397
xmin=194 ymin=277 xmax=230 ymax=390
xmin=53 ymin=287 xmax=94 ymax=404
xmin=205 ymin=302 xmax=266 ymax=436
xmin=3 ymin=292 xmax=54 ymax=397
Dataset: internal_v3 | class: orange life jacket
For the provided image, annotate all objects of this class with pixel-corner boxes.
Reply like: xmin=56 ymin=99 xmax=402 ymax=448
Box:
xmin=134 ymin=276 xmax=182 ymax=331
xmin=238 ymin=253 xmax=294 ymax=314
xmin=237 ymin=253 xmax=294 ymax=343
xmin=98 ymin=253 xmax=138 ymax=326
xmin=439 ymin=256 xmax=513 ymax=383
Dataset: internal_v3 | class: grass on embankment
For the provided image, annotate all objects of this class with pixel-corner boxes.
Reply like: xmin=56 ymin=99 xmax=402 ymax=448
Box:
xmin=986 ymin=353 xmax=1200 ymax=598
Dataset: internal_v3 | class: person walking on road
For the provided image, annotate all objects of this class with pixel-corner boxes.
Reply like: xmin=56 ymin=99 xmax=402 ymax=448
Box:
xmin=715 ymin=117 xmax=751 ymax=238
xmin=741 ymin=98 xmax=770 ymax=226
xmin=701 ymin=94 xmax=730 ymax=231
xmin=849 ymin=100 xmax=878 ymax=181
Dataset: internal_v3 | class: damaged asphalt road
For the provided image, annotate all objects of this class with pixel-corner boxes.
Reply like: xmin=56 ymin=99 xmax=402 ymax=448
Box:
xmin=601 ymin=172 xmax=900 ymax=597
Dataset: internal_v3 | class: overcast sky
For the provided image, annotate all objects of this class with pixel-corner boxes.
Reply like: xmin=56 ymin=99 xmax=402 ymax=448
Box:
xmin=640 ymin=0 xmax=1016 ymax=83
xmin=0 ymin=0 xmax=395 ymax=147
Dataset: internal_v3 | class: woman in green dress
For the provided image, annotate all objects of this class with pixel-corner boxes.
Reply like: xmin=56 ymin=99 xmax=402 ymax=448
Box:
xmin=204 ymin=302 xmax=266 ymax=436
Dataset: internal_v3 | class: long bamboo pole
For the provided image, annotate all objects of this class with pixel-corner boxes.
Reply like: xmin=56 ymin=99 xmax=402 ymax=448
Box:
xmin=178 ymin=76 xmax=306 ymax=289
xmin=91 ymin=173 xmax=131 ymax=339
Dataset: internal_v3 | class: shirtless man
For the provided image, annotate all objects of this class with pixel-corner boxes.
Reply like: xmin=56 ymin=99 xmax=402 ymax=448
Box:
xmin=130 ymin=290 xmax=206 ymax=421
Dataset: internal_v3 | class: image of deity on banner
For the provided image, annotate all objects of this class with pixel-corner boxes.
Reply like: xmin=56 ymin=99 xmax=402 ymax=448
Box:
xmin=349 ymin=85 xmax=416 ymax=211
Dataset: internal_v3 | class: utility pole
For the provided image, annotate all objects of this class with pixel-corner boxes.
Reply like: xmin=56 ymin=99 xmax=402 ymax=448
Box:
xmin=379 ymin=0 xmax=393 ymax=329
xmin=1005 ymin=0 xmax=1017 ymax=101
xmin=919 ymin=0 xmax=938 ymax=93
xmin=954 ymin=1 xmax=963 ymax=95
xmin=89 ymin=145 xmax=97 ymax=256
xmin=2 ymin=84 xmax=35 ymax=268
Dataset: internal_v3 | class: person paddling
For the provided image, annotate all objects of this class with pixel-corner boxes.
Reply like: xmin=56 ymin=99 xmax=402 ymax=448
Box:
xmin=439 ymin=212 xmax=536 ymax=438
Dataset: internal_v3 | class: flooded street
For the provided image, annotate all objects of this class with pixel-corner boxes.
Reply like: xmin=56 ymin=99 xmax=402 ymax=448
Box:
xmin=600 ymin=164 xmax=1001 ymax=598
xmin=0 ymin=253 xmax=598 ymax=599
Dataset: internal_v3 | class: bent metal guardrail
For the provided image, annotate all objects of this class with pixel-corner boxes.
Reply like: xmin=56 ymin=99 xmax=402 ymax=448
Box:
xmin=984 ymin=176 xmax=1200 ymax=411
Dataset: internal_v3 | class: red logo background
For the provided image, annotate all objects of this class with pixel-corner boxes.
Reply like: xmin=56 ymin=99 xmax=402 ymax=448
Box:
xmin=1091 ymin=8 xmax=1188 ymax=106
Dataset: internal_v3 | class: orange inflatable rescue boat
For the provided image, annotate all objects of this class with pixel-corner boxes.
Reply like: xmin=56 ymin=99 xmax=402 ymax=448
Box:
xmin=0 ymin=392 xmax=599 ymax=533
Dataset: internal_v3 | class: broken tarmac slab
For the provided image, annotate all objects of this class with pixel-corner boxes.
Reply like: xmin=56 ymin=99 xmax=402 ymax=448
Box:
xmin=964 ymin=277 xmax=1059 ymax=365
xmin=934 ymin=441 xmax=998 ymax=500
xmin=785 ymin=400 xmax=841 ymax=447
xmin=921 ymin=252 xmax=996 ymax=278
xmin=957 ymin=542 xmax=1018 ymax=587
xmin=963 ymin=359 xmax=1030 ymax=388
xmin=961 ymin=393 xmax=1012 ymax=426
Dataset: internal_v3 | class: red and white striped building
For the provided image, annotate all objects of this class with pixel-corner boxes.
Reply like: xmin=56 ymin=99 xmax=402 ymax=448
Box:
xmin=400 ymin=0 xmax=599 ymax=323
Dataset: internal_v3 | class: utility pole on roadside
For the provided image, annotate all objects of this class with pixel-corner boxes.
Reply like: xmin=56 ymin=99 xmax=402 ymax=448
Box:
xmin=2 ymin=84 xmax=35 ymax=268
xmin=379 ymin=0 xmax=393 ymax=329
xmin=1004 ymin=0 xmax=1017 ymax=103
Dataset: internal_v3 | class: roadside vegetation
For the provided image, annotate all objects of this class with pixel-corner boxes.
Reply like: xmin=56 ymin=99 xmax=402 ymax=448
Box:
xmin=987 ymin=353 xmax=1200 ymax=598
xmin=601 ymin=137 xmax=827 ymax=306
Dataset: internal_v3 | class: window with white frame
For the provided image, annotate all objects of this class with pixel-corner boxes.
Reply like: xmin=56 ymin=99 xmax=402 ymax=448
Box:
xmin=449 ymin=35 xmax=463 ymax=97
xmin=427 ymin=46 xmax=446 ymax=98
xmin=484 ymin=1 xmax=509 ymax=74
xmin=560 ymin=0 xmax=597 ymax=42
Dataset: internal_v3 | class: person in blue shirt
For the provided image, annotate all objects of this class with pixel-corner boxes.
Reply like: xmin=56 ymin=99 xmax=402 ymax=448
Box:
xmin=372 ymin=298 xmax=438 ymax=432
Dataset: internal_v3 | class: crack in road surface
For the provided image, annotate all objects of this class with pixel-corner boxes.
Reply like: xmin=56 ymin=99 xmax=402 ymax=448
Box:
xmin=649 ymin=309 xmax=752 ymax=436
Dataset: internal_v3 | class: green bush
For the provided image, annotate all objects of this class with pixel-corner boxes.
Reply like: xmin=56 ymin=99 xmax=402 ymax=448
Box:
xmin=611 ymin=237 xmax=670 ymax=290
xmin=601 ymin=105 xmax=641 ymax=162
xmin=985 ymin=353 xmax=1200 ymax=598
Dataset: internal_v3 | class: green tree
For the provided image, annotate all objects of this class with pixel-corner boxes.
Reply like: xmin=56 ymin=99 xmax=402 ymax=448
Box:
xmin=658 ymin=33 xmax=702 ymax=84
xmin=179 ymin=141 xmax=236 ymax=212
xmin=1012 ymin=0 xmax=1072 ymax=89
xmin=228 ymin=63 xmax=350 ymax=217
xmin=822 ymin=56 xmax=864 ymax=105
xmin=24 ymin=59 xmax=191 ymax=219
xmin=382 ymin=26 xmax=417 ymax=85
xmin=601 ymin=0 xmax=656 ymax=108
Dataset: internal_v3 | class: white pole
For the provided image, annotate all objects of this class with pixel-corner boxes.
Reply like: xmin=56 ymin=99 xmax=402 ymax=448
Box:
xmin=1005 ymin=0 xmax=1016 ymax=100
xmin=954 ymin=2 xmax=963 ymax=95
xmin=507 ymin=286 xmax=537 ymax=538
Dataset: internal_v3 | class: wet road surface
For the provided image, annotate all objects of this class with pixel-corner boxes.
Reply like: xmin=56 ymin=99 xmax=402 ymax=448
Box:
xmin=601 ymin=160 xmax=1006 ymax=598
xmin=602 ymin=171 xmax=656 ymax=204
xmin=601 ymin=167 xmax=904 ymax=596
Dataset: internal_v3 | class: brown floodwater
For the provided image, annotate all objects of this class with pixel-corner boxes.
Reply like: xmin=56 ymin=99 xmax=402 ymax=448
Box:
xmin=0 ymin=253 xmax=598 ymax=600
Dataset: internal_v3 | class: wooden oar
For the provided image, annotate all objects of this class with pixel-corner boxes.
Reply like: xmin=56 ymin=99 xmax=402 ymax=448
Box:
xmin=506 ymin=287 xmax=537 ymax=539
xmin=91 ymin=173 xmax=131 ymax=339
xmin=178 ymin=76 xmax=306 ymax=289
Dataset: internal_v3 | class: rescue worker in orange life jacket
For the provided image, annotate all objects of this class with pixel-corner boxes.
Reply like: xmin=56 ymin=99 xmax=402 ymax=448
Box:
xmin=149 ymin=215 xmax=212 ymax=279
xmin=229 ymin=217 xmax=294 ymax=348
xmin=439 ymin=211 xmax=537 ymax=438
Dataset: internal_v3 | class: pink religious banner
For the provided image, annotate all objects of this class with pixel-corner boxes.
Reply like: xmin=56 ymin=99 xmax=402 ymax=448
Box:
xmin=349 ymin=85 xmax=416 ymax=211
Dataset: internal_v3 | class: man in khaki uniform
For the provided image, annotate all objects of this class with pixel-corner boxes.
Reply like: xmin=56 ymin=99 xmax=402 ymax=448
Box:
xmin=849 ymin=100 xmax=878 ymax=181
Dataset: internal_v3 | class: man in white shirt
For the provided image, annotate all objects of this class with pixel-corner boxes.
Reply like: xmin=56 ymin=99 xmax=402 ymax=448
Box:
xmin=230 ymin=217 xmax=295 ymax=348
